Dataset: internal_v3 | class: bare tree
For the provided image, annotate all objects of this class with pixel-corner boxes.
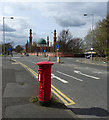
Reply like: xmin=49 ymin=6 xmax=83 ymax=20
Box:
xmin=57 ymin=29 xmax=73 ymax=54
xmin=68 ymin=38 xmax=84 ymax=54
xmin=57 ymin=29 xmax=84 ymax=54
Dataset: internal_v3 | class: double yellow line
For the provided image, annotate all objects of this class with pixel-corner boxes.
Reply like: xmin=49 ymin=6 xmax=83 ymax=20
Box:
xmin=12 ymin=59 xmax=75 ymax=106
xmin=51 ymin=85 xmax=75 ymax=106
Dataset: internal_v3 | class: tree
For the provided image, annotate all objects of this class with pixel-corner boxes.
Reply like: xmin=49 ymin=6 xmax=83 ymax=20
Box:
xmin=84 ymin=29 xmax=93 ymax=50
xmin=84 ymin=13 xmax=109 ymax=56
xmin=15 ymin=45 xmax=24 ymax=53
xmin=27 ymin=42 xmax=37 ymax=53
xmin=68 ymin=38 xmax=84 ymax=54
xmin=2 ymin=42 xmax=13 ymax=54
xmin=57 ymin=29 xmax=84 ymax=54
xmin=57 ymin=29 xmax=73 ymax=54
xmin=94 ymin=14 xmax=109 ymax=56
xmin=0 ymin=44 xmax=2 ymax=54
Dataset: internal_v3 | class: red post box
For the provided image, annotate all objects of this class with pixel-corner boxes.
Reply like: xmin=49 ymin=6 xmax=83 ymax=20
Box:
xmin=36 ymin=61 xmax=54 ymax=104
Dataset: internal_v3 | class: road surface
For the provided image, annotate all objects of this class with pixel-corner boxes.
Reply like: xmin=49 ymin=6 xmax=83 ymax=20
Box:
xmin=11 ymin=55 xmax=109 ymax=119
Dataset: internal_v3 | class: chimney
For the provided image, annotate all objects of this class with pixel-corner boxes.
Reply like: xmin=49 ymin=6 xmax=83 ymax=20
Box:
xmin=47 ymin=36 xmax=49 ymax=47
xmin=29 ymin=29 xmax=32 ymax=44
xmin=53 ymin=30 xmax=56 ymax=45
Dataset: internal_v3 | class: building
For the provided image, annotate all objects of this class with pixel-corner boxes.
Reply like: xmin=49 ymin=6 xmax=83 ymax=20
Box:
xmin=37 ymin=37 xmax=51 ymax=52
xmin=25 ymin=29 xmax=57 ymax=53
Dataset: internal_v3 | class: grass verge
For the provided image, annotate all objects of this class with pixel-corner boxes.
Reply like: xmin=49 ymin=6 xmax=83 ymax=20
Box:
xmin=29 ymin=95 xmax=66 ymax=108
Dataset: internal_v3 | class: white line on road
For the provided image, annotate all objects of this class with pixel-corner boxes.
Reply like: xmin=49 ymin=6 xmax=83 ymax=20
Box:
xmin=57 ymin=71 xmax=83 ymax=82
xmin=74 ymin=70 xmax=100 ymax=80
xmin=51 ymin=73 xmax=68 ymax=83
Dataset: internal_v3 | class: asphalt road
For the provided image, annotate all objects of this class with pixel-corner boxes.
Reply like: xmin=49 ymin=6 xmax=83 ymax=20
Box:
xmin=12 ymin=55 xmax=109 ymax=119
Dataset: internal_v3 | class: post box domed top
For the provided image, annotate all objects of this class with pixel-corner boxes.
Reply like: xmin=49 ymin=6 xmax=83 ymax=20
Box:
xmin=36 ymin=61 xmax=54 ymax=66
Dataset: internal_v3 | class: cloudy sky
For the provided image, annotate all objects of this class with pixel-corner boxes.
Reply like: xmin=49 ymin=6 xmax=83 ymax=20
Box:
xmin=0 ymin=0 xmax=108 ymax=47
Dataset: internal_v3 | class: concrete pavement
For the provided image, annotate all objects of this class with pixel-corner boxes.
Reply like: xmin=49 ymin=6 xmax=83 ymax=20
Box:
xmin=2 ymin=58 xmax=77 ymax=119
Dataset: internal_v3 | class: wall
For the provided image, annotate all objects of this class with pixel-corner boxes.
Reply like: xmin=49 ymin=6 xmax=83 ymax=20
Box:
xmin=28 ymin=52 xmax=74 ymax=57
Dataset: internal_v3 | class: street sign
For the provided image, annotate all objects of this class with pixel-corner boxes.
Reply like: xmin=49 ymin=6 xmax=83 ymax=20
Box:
xmin=56 ymin=44 xmax=60 ymax=49
xmin=8 ymin=48 xmax=12 ymax=52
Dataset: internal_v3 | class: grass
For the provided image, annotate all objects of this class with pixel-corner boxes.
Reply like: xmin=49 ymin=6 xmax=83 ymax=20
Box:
xmin=29 ymin=95 xmax=63 ymax=107
xmin=29 ymin=96 xmax=39 ymax=104
xmin=51 ymin=94 xmax=62 ymax=104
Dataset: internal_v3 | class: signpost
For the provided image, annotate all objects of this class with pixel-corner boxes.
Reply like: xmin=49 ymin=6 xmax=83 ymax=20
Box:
xmin=8 ymin=47 xmax=12 ymax=60
xmin=56 ymin=44 xmax=60 ymax=62
xmin=8 ymin=47 xmax=12 ymax=52
xmin=44 ymin=50 xmax=46 ymax=57
xmin=56 ymin=44 xmax=60 ymax=49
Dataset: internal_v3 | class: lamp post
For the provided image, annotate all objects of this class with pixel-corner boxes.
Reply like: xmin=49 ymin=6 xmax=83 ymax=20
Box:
xmin=3 ymin=17 xmax=14 ymax=56
xmin=84 ymin=13 xmax=94 ymax=61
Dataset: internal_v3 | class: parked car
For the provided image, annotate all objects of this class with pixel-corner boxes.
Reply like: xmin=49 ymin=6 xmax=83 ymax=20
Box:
xmin=86 ymin=55 xmax=91 ymax=59
xmin=26 ymin=53 xmax=29 ymax=56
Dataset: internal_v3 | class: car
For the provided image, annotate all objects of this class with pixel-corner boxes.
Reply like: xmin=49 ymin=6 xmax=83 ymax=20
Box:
xmin=26 ymin=53 xmax=29 ymax=56
xmin=86 ymin=55 xmax=91 ymax=59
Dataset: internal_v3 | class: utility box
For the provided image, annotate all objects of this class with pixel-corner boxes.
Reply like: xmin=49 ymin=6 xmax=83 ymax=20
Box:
xmin=36 ymin=61 xmax=54 ymax=104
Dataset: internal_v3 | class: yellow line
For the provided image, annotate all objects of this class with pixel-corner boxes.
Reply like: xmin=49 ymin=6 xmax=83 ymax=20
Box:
xmin=51 ymin=88 xmax=69 ymax=106
xmin=51 ymin=85 xmax=75 ymax=105
xmin=16 ymin=60 xmax=75 ymax=106
xmin=18 ymin=61 xmax=38 ymax=78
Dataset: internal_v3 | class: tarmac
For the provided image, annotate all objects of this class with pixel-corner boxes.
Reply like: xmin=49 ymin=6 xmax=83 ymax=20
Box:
xmin=1 ymin=56 xmax=108 ymax=119
xmin=2 ymin=57 xmax=77 ymax=119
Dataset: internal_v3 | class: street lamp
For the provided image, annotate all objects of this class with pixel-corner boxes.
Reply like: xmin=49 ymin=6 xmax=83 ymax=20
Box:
xmin=3 ymin=16 xmax=14 ymax=56
xmin=84 ymin=13 xmax=94 ymax=61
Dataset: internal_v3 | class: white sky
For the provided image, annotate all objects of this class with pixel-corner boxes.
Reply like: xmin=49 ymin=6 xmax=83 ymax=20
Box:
xmin=0 ymin=1 xmax=108 ymax=47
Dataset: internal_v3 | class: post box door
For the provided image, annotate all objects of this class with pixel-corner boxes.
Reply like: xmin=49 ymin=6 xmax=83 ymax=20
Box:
xmin=38 ymin=73 xmax=44 ymax=101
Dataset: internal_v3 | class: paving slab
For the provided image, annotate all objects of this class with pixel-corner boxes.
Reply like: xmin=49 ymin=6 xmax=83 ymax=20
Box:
xmin=3 ymin=83 xmax=37 ymax=97
xmin=4 ymin=103 xmax=73 ymax=118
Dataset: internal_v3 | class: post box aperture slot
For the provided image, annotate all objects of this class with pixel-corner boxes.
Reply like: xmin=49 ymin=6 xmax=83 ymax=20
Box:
xmin=39 ymin=74 xmax=41 ymax=82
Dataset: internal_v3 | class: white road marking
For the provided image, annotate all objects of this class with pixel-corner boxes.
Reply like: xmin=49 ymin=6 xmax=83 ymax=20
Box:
xmin=74 ymin=70 xmax=100 ymax=80
xmin=51 ymin=73 xmax=68 ymax=83
xmin=12 ymin=63 xmax=19 ymax=64
xmin=57 ymin=71 xmax=83 ymax=82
